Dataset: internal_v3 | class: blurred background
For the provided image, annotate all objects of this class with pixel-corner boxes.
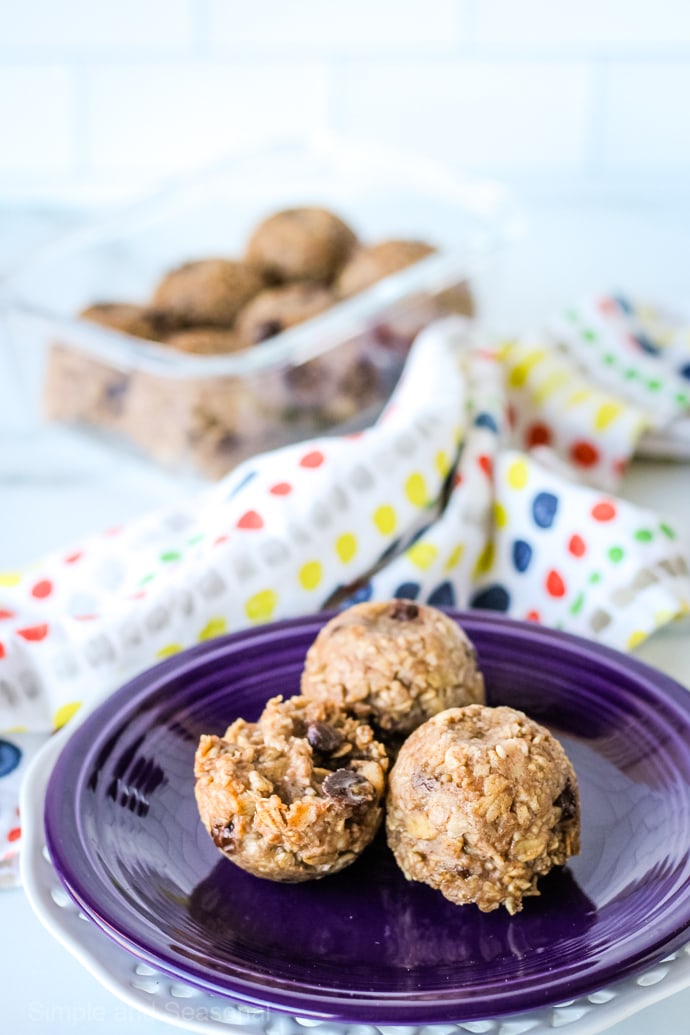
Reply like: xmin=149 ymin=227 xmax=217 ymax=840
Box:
xmin=1 ymin=0 xmax=689 ymax=208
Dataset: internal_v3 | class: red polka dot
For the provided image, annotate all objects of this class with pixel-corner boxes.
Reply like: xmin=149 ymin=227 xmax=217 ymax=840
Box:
xmin=0 ymin=642 xmax=5 ymax=659
xmin=64 ymin=551 xmax=83 ymax=564
xmin=269 ymin=482 xmax=292 ymax=496
xmin=0 ymin=609 xmax=14 ymax=621
xmin=526 ymin=422 xmax=553 ymax=448
xmin=568 ymin=534 xmax=586 ymax=557
xmin=571 ymin=440 xmax=600 ymax=467
xmin=525 ymin=610 xmax=540 ymax=623
xmin=74 ymin=614 xmax=98 ymax=621
xmin=592 ymin=501 xmax=617 ymax=522
xmin=598 ymin=297 xmax=617 ymax=314
xmin=214 ymin=534 xmax=229 ymax=546
xmin=31 ymin=579 xmax=53 ymax=599
xmin=454 ymin=472 xmax=463 ymax=488
xmin=546 ymin=570 xmax=566 ymax=598
xmin=299 ymin=450 xmax=325 ymax=469
xmin=16 ymin=624 xmax=49 ymax=642
xmin=7 ymin=827 xmax=21 ymax=843
xmin=237 ymin=510 xmax=264 ymax=530
xmin=127 ymin=591 xmax=147 ymax=600
xmin=103 ymin=526 xmax=123 ymax=537
xmin=345 ymin=431 xmax=364 ymax=441
xmin=478 ymin=455 xmax=493 ymax=478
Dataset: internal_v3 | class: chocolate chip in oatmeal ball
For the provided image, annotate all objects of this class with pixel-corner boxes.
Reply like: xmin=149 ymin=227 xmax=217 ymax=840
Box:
xmin=306 ymin=720 xmax=343 ymax=754
xmin=390 ymin=600 xmax=419 ymax=621
xmin=553 ymin=780 xmax=578 ymax=821
xmin=211 ymin=821 xmax=236 ymax=853
xmin=322 ymin=768 xmax=374 ymax=804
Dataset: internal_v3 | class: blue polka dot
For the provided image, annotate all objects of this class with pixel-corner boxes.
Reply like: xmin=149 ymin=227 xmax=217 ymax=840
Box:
xmin=512 ymin=539 xmax=533 ymax=573
xmin=470 ymin=584 xmax=511 ymax=612
xmin=428 ymin=581 xmax=456 ymax=608
xmin=474 ymin=412 xmax=499 ymax=433
xmin=0 ymin=740 xmax=22 ymax=778
xmin=679 ymin=363 xmax=690 ymax=381
xmin=394 ymin=581 xmax=421 ymax=601
xmin=633 ymin=333 xmax=661 ymax=357
xmin=532 ymin=491 xmax=559 ymax=529
xmin=338 ymin=581 xmax=373 ymax=609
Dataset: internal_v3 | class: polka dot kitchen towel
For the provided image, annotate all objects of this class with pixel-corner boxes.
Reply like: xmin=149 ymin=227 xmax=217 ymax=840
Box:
xmin=1 ymin=303 xmax=689 ymax=885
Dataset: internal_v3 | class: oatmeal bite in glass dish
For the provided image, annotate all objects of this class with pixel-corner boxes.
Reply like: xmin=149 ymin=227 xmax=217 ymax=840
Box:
xmin=194 ymin=693 xmax=388 ymax=882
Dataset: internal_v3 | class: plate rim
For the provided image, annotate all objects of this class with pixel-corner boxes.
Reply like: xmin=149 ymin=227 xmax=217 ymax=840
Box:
xmin=43 ymin=610 xmax=690 ymax=1023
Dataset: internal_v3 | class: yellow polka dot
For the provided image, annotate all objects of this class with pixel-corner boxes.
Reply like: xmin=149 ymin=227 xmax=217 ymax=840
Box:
xmin=564 ymin=388 xmax=593 ymax=408
xmin=654 ymin=609 xmax=675 ymax=628
xmin=0 ymin=572 xmax=21 ymax=587
xmin=494 ymin=502 xmax=508 ymax=528
xmin=53 ymin=701 xmax=82 ymax=730
xmin=299 ymin=561 xmax=323 ymax=591
xmin=435 ymin=451 xmax=451 ymax=478
xmin=199 ymin=617 xmax=228 ymax=641
xmin=627 ymin=630 xmax=647 ymax=650
xmin=157 ymin=643 xmax=183 ymax=658
xmin=405 ymin=472 xmax=428 ymax=507
xmin=245 ymin=589 xmax=278 ymax=624
xmin=508 ymin=349 xmax=547 ymax=388
xmin=533 ymin=371 xmax=569 ymax=404
xmin=407 ymin=542 xmax=438 ymax=571
xmin=594 ymin=402 xmax=623 ymax=431
xmin=445 ymin=543 xmax=465 ymax=571
xmin=473 ymin=541 xmax=495 ymax=578
xmin=6 ymin=725 xmax=28 ymax=734
xmin=373 ymin=505 xmax=397 ymax=536
xmin=507 ymin=458 xmax=529 ymax=490
xmin=335 ymin=533 xmax=357 ymax=564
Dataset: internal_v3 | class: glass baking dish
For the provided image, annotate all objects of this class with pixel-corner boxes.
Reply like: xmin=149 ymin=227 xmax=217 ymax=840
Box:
xmin=3 ymin=135 xmax=516 ymax=480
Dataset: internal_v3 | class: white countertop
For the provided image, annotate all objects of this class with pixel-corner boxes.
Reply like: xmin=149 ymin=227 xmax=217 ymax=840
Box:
xmin=2 ymin=200 xmax=690 ymax=1034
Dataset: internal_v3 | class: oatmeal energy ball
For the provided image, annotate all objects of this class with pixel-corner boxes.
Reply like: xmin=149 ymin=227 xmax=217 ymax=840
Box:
xmin=152 ymin=258 xmax=265 ymax=327
xmin=301 ymin=600 xmax=485 ymax=738
xmin=194 ymin=694 xmax=388 ymax=882
xmin=386 ymin=704 xmax=580 ymax=914
xmin=245 ymin=206 xmax=358 ymax=283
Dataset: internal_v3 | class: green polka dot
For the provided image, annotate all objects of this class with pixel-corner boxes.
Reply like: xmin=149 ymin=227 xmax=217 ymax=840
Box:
xmin=647 ymin=379 xmax=662 ymax=391
xmin=624 ymin=368 xmax=638 ymax=381
xmin=187 ymin=533 xmax=205 ymax=545
xmin=675 ymin=392 xmax=689 ymax=407
xmin=660 ymin=522 xmax=676 ymax=540
xmin=160 ymin=550 xmax=182 ymax=563
xmin=608 ymin=546 xmax=625 ymax=564
xmin=635 ymin=528 xmax=653 ymax=542
xmin=569 ymin=592 xmax=585 ymax=616
xmin=588 ymin=572 xmax=602 ymax=585
xmin=603 ymin=353 xmax=616 ymax=366
xmin=139 ymin=572 xmax=156 ymax=585
xmin=582 ymin=328 xmax=597 ymax=342
xmin=565 ymin=308 xmax=579 ymax=322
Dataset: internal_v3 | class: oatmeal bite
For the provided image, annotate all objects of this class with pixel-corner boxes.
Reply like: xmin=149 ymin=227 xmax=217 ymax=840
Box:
xmin=300 ymin=600 xmax=485 ymax=739
xmin=235 ymin=281 xmax=334 ymax=345
xmin=386 ymin=704 xmax=580 ymax=914
xmin=245 ymin=206 xmax=358 ymax=283
xmin=335 ymin=239 xmax=437 ymax=298
xmin=194 ymin=694 xmax=388 ymax=882
xmin=152 ymin=258 xmax=265 ymax=327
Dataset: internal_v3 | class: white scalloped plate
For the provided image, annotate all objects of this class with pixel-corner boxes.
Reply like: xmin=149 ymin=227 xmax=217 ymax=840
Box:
xmin=20 ymin=711 xmax=690 ymax=1035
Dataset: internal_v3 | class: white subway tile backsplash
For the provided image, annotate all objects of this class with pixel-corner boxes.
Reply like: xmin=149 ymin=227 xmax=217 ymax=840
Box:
xmin=208 ymin=0 xmax=469 ymax=51
xmin=337 ymin=61 xmax=592 ymax=169
xmin=603 ymin=62 xmax=690 ymax=165
xmin=0 ymin=0 xmax=193 ymax=50
xmin=0 ymin=66 xmax=74 ymax=176
xmin=475 ymin=0 xmax=690 ymax=48
xmin=85 ymin=63 xmax=330 ymax=175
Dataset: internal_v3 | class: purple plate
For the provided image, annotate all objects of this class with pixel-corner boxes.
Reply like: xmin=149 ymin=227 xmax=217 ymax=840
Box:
xmin=45 ymin=612 xmax=690 ymax=1024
